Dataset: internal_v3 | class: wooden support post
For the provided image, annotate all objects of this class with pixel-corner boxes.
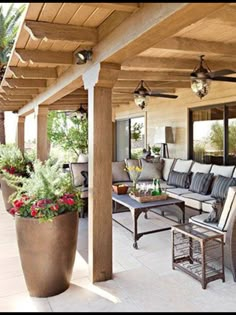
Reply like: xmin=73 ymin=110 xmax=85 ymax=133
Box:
xmin=83 ymin=63 xmax=120 ymax=283
xmin=35 ymin=105 xmax=49 ymax=162
xmin=16 ymin=116 xmax=25 ymax=153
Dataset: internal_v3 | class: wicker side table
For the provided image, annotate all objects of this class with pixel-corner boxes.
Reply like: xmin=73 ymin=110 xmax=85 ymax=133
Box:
xmin=171 ymin=223 xmax=225 ymax=289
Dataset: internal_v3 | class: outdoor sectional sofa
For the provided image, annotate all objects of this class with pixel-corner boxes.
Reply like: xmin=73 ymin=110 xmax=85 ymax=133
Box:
xmin=112 ymin=157 xmax=236 ymax=281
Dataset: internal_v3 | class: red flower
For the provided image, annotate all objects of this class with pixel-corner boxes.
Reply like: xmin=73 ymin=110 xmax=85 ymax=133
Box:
xmin=9 ymin=208 xmax=17 ymax=216
xmin=21 ymin=195 xmax=29 ymax=201
xmin=31 ymin=209 xmax=38 ymax=217
xmin=50 ymin=204 xmax=59 ymax=211
xmin=64 ymin=198 xmax=75 ymax=205
xmin=63 ymin=193 xmax=75 ymax=198
xmin=13 ymin=200 xmax=24 ymax=209
xmin=9 ymin=166 xmax=16 ymax=174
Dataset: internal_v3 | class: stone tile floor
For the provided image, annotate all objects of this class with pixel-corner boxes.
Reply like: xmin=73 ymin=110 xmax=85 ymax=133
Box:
xmin=0 ymin=192 xmax=236 ymax=312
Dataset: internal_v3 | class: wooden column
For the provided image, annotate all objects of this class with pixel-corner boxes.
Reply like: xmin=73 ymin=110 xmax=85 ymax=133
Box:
xmin=83 ymin=63 xmax=120 ymax=283
xmin=35 ymin=105 xmax=49 ymax=162
xmin=16 ymin=116 xmax=25 ymax=153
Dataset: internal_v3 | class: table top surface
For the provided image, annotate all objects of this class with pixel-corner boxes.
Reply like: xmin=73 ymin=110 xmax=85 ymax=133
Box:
xmin=172 ymin=222 xmax=224 ymax=240
xmin=112 ymin=192 xmax=184 ymax=210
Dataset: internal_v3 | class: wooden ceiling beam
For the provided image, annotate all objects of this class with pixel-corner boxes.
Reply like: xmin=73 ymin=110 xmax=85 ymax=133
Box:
xmin=153 ymin=37 xmax=236 ymax=57
xmin=5 ymin=78 xmax=47 ymax=88
xmin=14 ymin=49 xmax=73 ymax=65
xmin=1 ymin=87 xmax=39 ymax=95
xmin=0 ymin=101 xmax=26 ymax=106
xmin=114 ymin=80 xmax=190 ymax=89
xmin=9 ymin=66 xmax=58 ymax=79
xmin=118 ymin=70 xmax=189 ymax=81
xmin=24 ymin=20 xmax=98 ymax=45
xmin=0 ymin=106 xmax=21 ymax=111
xmin=85 ymin=3 xmax=139 ymax=12
xmin=3 ymin=95 xmax=32 ymax=101
xmin=113 ymin=87 xmax=176 ymax=93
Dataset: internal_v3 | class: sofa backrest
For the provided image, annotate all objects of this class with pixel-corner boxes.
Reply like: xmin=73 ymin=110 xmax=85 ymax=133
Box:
xmin=112 ymin=161 xmax=130 ymax=183
xmin=70 ymin=162 xmax=88 ymax=187
xmin=218 ymin=186 xmax=236 ymax=231
xmin=173 ymin=159 xmax=193 ymax=173
xmin=190 ymin=162 xmax=212 ymax=174
xmin=210 ymin=165 xmax=235 ymax=178
xmin=161 ymin=158 xmax=175 ymax=181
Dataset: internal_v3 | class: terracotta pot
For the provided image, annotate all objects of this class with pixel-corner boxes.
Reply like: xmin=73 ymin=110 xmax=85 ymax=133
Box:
xmin=0 ymin=178 xmax=16 ymax=211
xmin=15 ymin=211 xmax=79 ymax=297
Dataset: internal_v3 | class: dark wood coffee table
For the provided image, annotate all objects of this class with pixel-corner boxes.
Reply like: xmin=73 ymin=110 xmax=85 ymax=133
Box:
xmin=112 ymin=192 xmax=185 ymax=249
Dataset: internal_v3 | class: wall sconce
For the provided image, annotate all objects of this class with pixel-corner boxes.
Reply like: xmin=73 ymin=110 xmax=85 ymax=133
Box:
xmin=75 ymin=50 xmax=93 ymax=64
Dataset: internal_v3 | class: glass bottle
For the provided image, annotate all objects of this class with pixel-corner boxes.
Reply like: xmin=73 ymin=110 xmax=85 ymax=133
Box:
xmin=157 ymin=179 xmax=162 ymax=195
xmin=151 ymin=178 xmax=159 ymax=196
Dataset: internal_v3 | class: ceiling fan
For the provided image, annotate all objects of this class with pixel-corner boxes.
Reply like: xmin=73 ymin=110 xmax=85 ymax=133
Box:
xmin=121 ymin=80 xmax=178 ymax=110
xmin=190 ymin=55 xmax=236 ymax=98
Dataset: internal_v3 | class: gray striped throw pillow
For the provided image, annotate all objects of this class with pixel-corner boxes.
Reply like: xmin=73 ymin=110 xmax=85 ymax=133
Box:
xmin=189 ymin=172 xmax=214 ymax=195
xmin=167 ymin=170 xmax=191 ymax=188
xmin=211 ymin=175 xmax=236 ymax=201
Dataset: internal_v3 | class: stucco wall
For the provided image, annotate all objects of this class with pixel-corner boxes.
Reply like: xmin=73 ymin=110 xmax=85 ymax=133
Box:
xmin=113 ymin=81 xmax=236 ymax=159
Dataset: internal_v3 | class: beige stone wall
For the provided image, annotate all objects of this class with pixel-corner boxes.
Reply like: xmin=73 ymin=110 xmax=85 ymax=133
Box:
xmin=114 ymin=81 xmax=236 ymax=159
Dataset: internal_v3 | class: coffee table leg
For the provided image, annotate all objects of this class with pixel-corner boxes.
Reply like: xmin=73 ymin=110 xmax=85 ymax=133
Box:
xmin=131 ymin=208 xmax=142 ymax=249
xmin=177 ymin=202 xmax=185 ymax=223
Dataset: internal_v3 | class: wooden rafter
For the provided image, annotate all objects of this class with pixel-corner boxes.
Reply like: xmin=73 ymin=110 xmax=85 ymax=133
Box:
xmin=5 ymin=79 xmax=47 ymax=88
xmin=118 ymin=70 xmax=189 ymax=81
xmin=24 ymin=20 xmax=98 ymax=45
xmin=3 ymin=95 xmax=33 ymax=101
xmin=14 ymin=49 xmax=73 ymax=65
xmin=1 ymin=87 xmax=39 ymax=95
xmin=154 ymin=37 xmax=236 ymax=57
xmin=9 ymin=67 xmax=58 ymax=79
xmin=85 ymin=3 xmax=139 ymax=12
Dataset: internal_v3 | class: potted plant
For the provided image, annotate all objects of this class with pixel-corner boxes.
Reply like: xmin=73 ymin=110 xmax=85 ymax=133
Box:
xmin=5 ymin=159 xmax=82 ymax=297
xmin=152 ymin=145 xmax=161 ymax=157
xmin=0 ymin=144 xmax=34 ymax=211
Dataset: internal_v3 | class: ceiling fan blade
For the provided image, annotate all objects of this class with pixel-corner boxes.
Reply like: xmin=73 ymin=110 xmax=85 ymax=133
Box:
xmin=209 ymin=69 xmax=236 ymax=78
xmin=211 ymin=76 xmax=236 ymax=83
xmin=150 ymin=92 xmax=178 ymax=99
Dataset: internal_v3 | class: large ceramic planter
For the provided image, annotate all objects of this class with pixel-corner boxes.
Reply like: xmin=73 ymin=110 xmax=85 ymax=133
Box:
xmin=0 ymin=178 xmax=17 ymax=212
xmin=15 ymin=211 xmax=79 ymax=297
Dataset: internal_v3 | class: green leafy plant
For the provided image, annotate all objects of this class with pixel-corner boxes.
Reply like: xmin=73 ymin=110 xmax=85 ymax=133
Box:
xmin=152 ymin=145 xmax=161 ymax=155
xmin=4 ymin=159 xmax=82 ymax=223
xmin=0 ymin=144 xmax=33 ymax=176
xmin=47 ymin=111 xmax=88 ymax=159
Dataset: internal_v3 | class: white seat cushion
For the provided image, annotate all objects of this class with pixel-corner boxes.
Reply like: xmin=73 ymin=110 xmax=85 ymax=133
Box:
xmin=190 ymin=162 xmax=212 ymax=174
xmin=173 ymin=159 xmax=193 ymax=173
xmin=218 ymin=186 xmax=236 ymax=231
xmin=166 ymin=188 xmax=191 ymax=196
xmin=211 ymin=165 xmax=235 ymax=177
xmin=201 ymin=199 xmax=217 ymax=213
xmin=160 ymin=179 xmax=175 ymax=189
xmin=181 ymin=193 xmax=215 ymax=210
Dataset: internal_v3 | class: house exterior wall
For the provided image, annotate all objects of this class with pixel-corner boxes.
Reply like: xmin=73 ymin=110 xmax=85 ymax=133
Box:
xmin=114 ymin=81 xmax=236 ymax=159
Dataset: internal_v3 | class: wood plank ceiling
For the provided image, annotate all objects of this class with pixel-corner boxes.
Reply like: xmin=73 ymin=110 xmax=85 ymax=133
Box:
xmin=1 ymin=3 xmax=236 ymax=112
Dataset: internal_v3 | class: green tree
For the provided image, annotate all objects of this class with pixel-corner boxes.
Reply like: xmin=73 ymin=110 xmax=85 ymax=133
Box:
xmin=0 ymin=4 xmax=25 ymax=144
xmin=210 ymin=121 xmax=223 ymax=150
xmin=229 ymin=121 xmax=236 ymax=155
xmin=47 ymin=111 xmax=88 ymax=159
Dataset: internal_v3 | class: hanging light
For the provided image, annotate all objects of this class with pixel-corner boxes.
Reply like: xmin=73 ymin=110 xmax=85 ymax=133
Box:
xmin=75 ymin=50 xmax=93 ymax=64
xmin=190 ymin=55 xmax=211 ymax=99
xmin=76 ymin=104 xmax=87 ymax=120
xmin=133 ymin=80 xmax=150 ymax=109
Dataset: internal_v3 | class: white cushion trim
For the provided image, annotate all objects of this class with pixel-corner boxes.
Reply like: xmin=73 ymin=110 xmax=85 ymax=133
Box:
xmin=218 ymin=187 xmax=236 ymax=231
xmin=190 ymin=162 xmax=212 ymax=174
xmin=211 ymin=165 xmax=235 ymax=178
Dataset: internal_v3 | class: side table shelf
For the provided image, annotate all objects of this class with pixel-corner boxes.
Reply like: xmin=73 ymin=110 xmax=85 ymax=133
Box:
xmin=171 ymin=223 xmax=225 ymax=289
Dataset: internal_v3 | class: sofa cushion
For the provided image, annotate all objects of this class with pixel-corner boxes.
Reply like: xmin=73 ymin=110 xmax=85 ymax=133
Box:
xmin=181 ymin=193 xmax=215 ymax=210
xmin=112 ymin=161 xmax=130 ymax=183
xmin=218 ymin=186 xmax=236 ymax=231
xmin=173 ymin=159 xmax=193 ymax=173
xmin=190 ymin=162 xmax=212 ymax=174
xmin=233 ymin=168 xmax=236 ymax=178
xmin=70 ymin=162 xmax=88 ymax=187
xmin=211 ymin=175 xmax=236 ymax=200
xmin=159 ymin=180 xmax=176 ymax=190
xmin=167 ymin=170 xmax=191 ymax=188
xmin=211 ymin=165 xmax=235 ymax=177
xmin=166 ymin=188 xmax=191 ymax=196
xmin=161 ymin=158 xmax=175 ymax=181
xmin=139 ymin=158 xmax=163 ymax=181
xmin=189 ymin=214 xmax=223 ymax=233
xmin=189 ymin=172 xmax=214 ymax=195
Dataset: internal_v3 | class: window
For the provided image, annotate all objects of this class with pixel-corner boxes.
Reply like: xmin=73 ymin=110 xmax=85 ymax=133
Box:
xmin=189 ymin=104 xmax=236 ymax=165
xmin=115 ymin=116 xmax=145 ymax=161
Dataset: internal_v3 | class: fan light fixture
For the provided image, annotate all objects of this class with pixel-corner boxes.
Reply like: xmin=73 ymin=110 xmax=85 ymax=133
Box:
xmin=190 ymin=55 xmax=211 ymax=99
xmin=133 ymin=80 xmax=150 ymax=110
xmin=76 ymin=104 xmax=87 ymax=119
xmin=75 ymin=49 xmax=93 ymax=64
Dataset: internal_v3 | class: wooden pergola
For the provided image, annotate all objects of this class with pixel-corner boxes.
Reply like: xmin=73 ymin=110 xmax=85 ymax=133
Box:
xmin=0 ymin=2 xmax=235 ymax=283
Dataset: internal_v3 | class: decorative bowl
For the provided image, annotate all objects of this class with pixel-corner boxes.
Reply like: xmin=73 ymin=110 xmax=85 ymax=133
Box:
xmin=112 ymin=184 xmax=129 ymax=195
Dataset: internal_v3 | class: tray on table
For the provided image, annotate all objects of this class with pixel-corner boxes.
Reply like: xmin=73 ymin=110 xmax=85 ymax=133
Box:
xmin=129 ymin=192 xmax=168 ymax=203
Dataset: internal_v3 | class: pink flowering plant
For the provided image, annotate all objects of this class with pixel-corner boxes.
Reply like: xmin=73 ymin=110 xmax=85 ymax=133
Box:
xmin=4 ymin=159 xmax=82 ymax=222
